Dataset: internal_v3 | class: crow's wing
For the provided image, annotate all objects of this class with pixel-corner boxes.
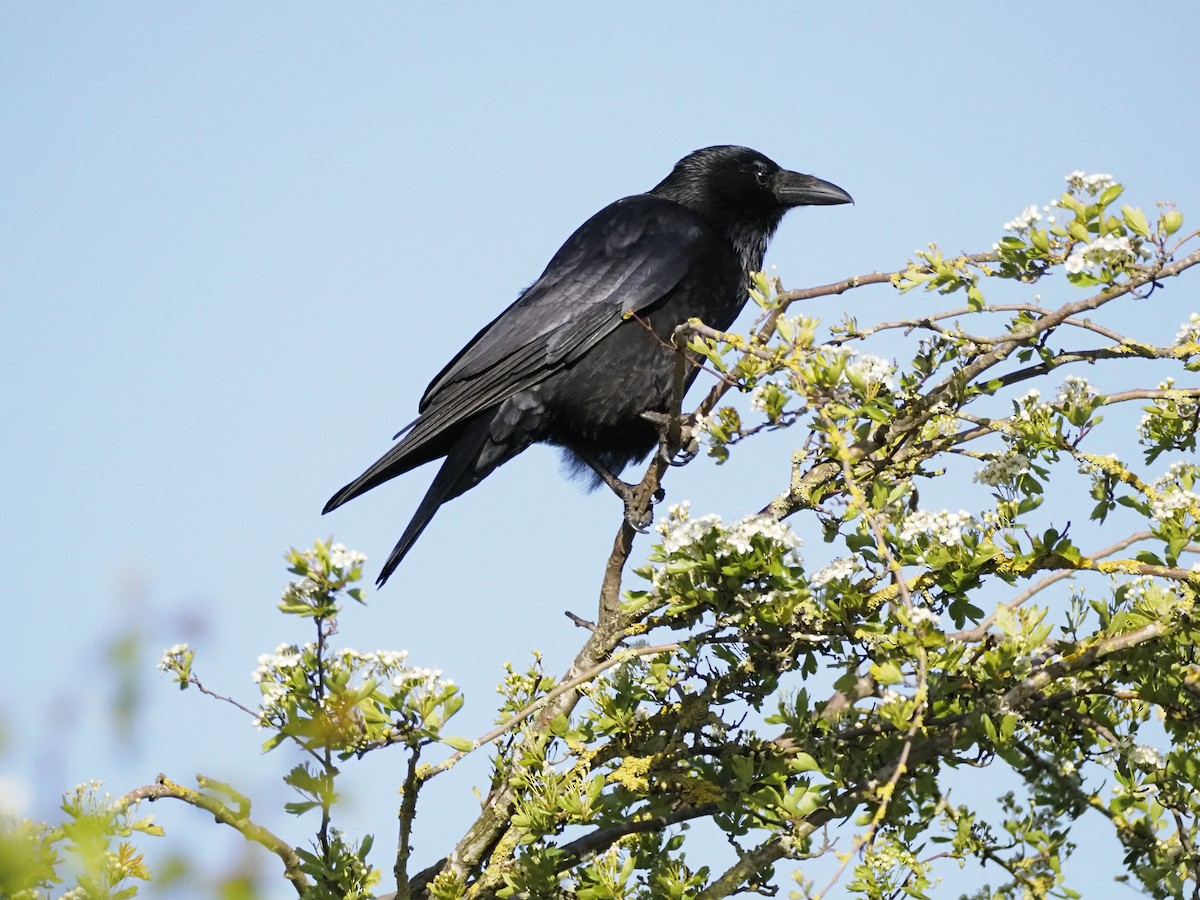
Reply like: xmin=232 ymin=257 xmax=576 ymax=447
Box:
xmin=322 ymin=195 xmax=719 ymax=516
xmin=398 ymin=194 xmax=717 ymax=452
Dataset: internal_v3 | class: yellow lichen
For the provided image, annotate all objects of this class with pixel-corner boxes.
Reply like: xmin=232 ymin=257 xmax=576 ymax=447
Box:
xmin=607 ymin=755 xmax=652 ymax=793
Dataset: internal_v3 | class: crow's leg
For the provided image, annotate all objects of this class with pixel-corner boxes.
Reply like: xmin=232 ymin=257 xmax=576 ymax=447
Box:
xmin=641 ymin=410 xmax=701 ymax=467
xmin=570 ymin=446 xmax=662 ymax=532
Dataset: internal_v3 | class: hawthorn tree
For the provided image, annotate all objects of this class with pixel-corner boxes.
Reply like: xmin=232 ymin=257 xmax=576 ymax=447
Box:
xmin=6 ymin=171 xmax=1200 ymax=899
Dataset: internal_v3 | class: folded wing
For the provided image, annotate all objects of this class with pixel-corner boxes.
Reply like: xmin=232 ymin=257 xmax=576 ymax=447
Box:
xmin=323 ymin=195 xmax=715 ymax=515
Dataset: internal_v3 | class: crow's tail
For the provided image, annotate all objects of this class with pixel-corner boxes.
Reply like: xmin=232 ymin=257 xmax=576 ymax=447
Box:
xmin=375 ymin=412 xmax=520 ymax=586
xmin=323 ymin=426 xmax=446 ymax=516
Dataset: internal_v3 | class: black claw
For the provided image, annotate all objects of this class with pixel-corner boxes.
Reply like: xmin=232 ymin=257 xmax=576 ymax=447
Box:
xmin=648 ymin=409 xmax=701 ymax=468
xmin=625 ymin=507 xmax=652 ymax=533
xmin=652 ymin=487 xmax=666 ymax=504
xmin=666 ymin=445 xmax=699 ymax=467
xmin=621 ymin=490 xmax=657 ymax=532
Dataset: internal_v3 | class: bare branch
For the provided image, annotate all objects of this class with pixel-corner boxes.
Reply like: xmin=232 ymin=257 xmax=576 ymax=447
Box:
xmin=124 ymin=774 xmax=309 ymax=896
xmin=554 ymin=802 xmax=720 ymax=872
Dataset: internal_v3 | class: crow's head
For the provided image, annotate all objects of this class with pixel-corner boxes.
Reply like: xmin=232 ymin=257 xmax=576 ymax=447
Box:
xmin=652 ymin=145 xmax=852 ymax=225
xmin=652 ymin=145 xmax=851 ymax=275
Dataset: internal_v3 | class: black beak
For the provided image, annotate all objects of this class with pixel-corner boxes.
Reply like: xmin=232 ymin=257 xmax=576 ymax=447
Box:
xmin=773 ymin=171 xmax=853 ymax=207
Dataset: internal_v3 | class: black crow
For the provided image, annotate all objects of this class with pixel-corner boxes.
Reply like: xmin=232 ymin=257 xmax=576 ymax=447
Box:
xmin=324 ymin=146 xmax=851 ymax=586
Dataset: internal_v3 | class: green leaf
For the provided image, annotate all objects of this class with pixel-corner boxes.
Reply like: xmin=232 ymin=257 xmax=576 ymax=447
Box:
xmin=1067 ymin=270 xmax=1103 ymax=287
xmin=980 ymin=713 xmax=997 ymax=743
xmin=789 ymin=752 xmax=819 ymax=773
xmin=442 ymin=735 xmax=476 ymax=752
xmin=999 ymin=713 xmax=1017 ymax=743
xmin=1058 ymin=193 xmax=1084 ymax=214
xmin=966 ymin=283 xmax=984 ymax=311
xmin=994 ymin=605 xmax=1018 ymax=638
xmin=870 ymin=661 xmax=903 ymax=685
xmin=129 ymin=816 xmax=165 ymax=837
xmin=1121 ymin=205 xmax=1151 ymax=238
xmin=791 ymin=787 xmax=822 ymax=818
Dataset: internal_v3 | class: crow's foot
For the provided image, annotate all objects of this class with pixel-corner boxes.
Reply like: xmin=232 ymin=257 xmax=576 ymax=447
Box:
xmin=624 ymin=499 xmax=653 ymax=533
xmin=618 ymin=483 xmax=665 ymax=533
xmin=569 ymin=442 xmax=667 ymax=532
xmin=642 ymin=410 xmax=702 ymax=467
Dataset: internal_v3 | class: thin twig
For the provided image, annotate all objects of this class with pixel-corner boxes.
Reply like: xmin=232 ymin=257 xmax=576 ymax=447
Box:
xmin=950 ymin=531 xmax=1157 ymax=642
xmin=415 ymin=642 xmax=681 ymax=782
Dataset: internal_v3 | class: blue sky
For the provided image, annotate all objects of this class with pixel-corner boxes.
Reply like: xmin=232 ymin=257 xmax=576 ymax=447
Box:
xmin=4 ymin=3 xmax=1200 ymax=896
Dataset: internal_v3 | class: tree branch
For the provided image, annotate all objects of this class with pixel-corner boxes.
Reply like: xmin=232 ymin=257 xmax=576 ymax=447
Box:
xmin=124 ymin=774 xmax=309 ymax=895
xmin=949 ymin=531 xmax=1158 ymax=642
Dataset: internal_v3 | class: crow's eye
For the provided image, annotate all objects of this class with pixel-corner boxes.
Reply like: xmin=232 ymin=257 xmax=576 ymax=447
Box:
xmin=752 ymin=161 xmax=771 ymax=186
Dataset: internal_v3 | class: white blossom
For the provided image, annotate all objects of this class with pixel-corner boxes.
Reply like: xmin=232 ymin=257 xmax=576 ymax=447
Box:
xmin=1064 ymin=233 xmax=1149 ymax=277
xmin=281 ymin=577 xmax=323 ymax=603
xmin=656 ymin=505 xmax=800 ymax=559
xmin=252 ymin=643 xmax=306 ymax=683
xmin=334 ymin=648 xmax=411 ymax=672
xmin=1122 ymin=576 xmax=1162 ymax=605
xmin=844 ymin=352 xmax=896 ymax=390
xmin=750 ymin=383 xmax=773 ymax=412
xmin=658 ymin=511 xmax=723 ymax=554
xmin=391 ymin=666 xmax=454 ymax=693
xmin=1175 ymin=313 xmax=1200 ymax=346
xmin=329 ymin=543 xmax=367 ymax=569
xmin=909 ymin=606 xmax=939 ymax=627
xmin=1056 ymin=375 xmax=1099 ymax=407
xmin=1013 ymin=388 xmax=1052 ymax=423
xmin=805 ymin=346 xmax=896 ymax=393
xmin=1149 ymin=462 xmax=1200 ymax=524
xmin=1065 ymin=170 xmax=1115 ymax=194
xmin=1136 ymin=378 xmax=1198 ymax=440
xmin=1129 ymin=743 xmax=1164 ymax=769
xmin=662 ymin=501 xmax=690 ymax=522
xmin=721 ymin=515 xmax=801 ymax=556
xmin=1003 ymin=205 xmax=1041 ymax=232
xmin=973 ymin=451 xmax=1031 ymax=488
xmin=158 ymin=643 xmax=190 ymax=672
xmin=254 ymin=681 xmax=289 ymax=727
xmin=898 ymin=509 xmax=979 ymax=545
xmin=809 ymin=555 xmax=863 ymax=588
